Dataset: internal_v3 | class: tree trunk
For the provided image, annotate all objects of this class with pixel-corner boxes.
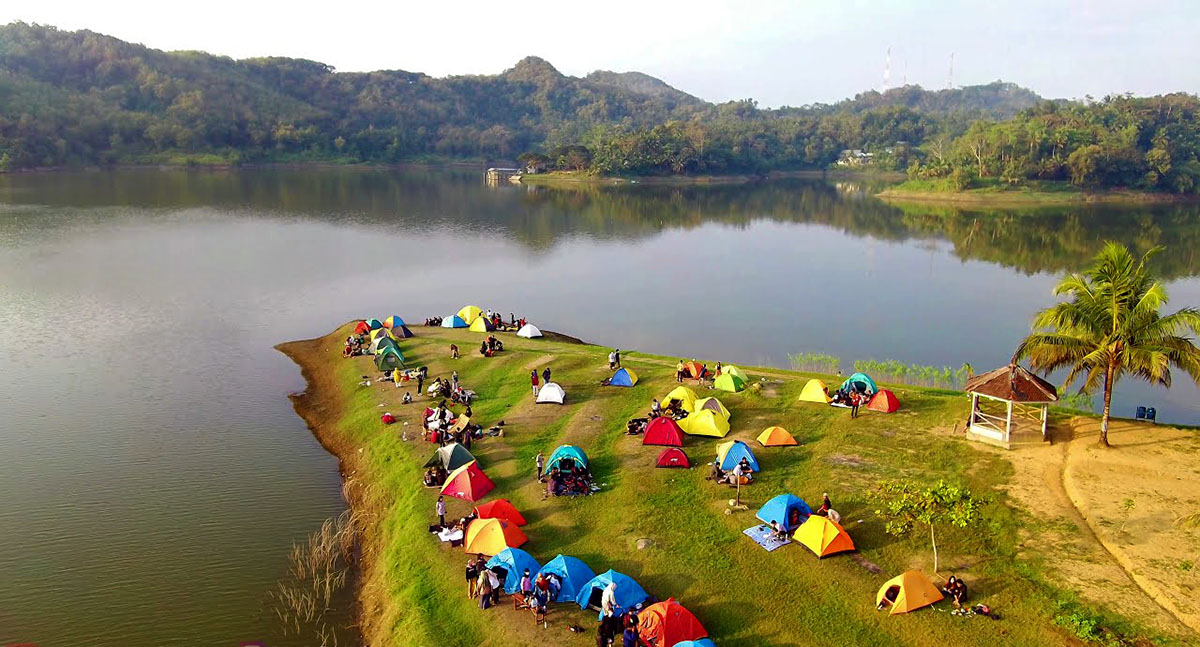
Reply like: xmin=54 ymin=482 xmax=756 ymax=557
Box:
xmin=1099 ymin=362 xmax=1114 ymax=447
xmin=930 ymin=524 xmax=939 ymax=573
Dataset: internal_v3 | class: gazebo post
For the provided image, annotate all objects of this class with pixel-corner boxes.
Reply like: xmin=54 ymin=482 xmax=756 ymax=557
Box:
xmin=969 ymin=393 xmax=979 ymax=427
xmin=1005 ymin=400 xmax=1014 ymax=444
xmin=1040 ymin=404 xmax=1048 ymax=439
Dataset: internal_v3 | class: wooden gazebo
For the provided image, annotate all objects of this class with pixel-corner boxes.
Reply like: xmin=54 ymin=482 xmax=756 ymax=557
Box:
xmin=965 ymin=363 xmax=1058 ymax=447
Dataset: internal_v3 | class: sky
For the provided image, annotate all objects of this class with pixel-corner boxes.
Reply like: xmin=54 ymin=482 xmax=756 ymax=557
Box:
xmin=1 ymin=0 xmax=1196 ymax=107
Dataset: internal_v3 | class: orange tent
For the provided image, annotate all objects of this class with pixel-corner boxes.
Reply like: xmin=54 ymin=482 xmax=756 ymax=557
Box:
xmin=636 ymin=598 xmax=707 ymax=647
xmin=463 ymin=518 xmax=528 ymax=556
xmin=474 ymin=499 xmax=527 ymax=526
xmin=793 ymin=515 xmax=855 ymax=557
xmin=353 ymin=320 xmax=371 ymax=335
xmin=757 ymin=426 xmax=798 ymax=447
xmin=681 ymin=361 xmax=704 ymax=379
xmin=876 ymin=570 xmax=944 ymax=615
xmin=440 ymin=460 xmax=495 ymax=502
xmin=867 ymin=389 xmax=900 ymax=413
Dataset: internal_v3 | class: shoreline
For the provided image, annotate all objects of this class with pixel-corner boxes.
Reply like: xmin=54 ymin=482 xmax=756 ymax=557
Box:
xmin=876 ymin=187 xmax=1198 ymax=207
xmin=521 ymin=168 xmax=903 ymax=186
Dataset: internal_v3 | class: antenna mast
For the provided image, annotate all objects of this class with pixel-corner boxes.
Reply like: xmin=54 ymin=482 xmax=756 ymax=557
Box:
xmin=947 ymin=52 xmax=955 ymax=90
xmin=882 ymin=47 xmax=892 ymax=92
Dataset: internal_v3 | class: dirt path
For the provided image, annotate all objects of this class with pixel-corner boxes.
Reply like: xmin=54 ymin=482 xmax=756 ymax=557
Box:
xmin=999 ymin=421 xmax=1196 ymax=640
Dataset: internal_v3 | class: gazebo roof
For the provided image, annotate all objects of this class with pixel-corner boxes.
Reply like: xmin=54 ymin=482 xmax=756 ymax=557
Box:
xmin=965 ymin=364 xmax=1058 ymax=403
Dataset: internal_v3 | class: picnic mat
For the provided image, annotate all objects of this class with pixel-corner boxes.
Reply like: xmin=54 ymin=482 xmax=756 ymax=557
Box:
xmin=744 ymin=524 xmax=790 ymax=551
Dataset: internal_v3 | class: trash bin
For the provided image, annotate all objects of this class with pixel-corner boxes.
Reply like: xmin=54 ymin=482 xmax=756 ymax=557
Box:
xmin=1146 ymin=407 xmax=1156 ymax=423
xmin=1136 ymin=406 xmax=1147 ymax=420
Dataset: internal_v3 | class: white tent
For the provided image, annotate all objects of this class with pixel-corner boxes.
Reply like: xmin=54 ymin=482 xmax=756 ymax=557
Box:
xmin=516 ymin=323 xmax=543 ymax=338
xmin=536 ymin=382 xmax=566 ymax=404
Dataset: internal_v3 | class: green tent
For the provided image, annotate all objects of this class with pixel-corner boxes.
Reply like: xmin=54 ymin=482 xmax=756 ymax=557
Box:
xmin=370 ymin=336 xmax=398 ymax=355
xmin=374 ymin=347 xmax=405 ymax=371
xmin=840 ymin=372 xmax=878 ymax=395
xmin=546 ymin=444 xmax=589 ymax=471
xmin=424 ymin=443 xmax=476 ymax=471
xmin=714 ymin=373 xmax=746 ymax=392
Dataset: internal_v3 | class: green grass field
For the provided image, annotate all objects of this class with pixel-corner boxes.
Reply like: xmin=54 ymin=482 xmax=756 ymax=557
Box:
xmin=282 ymin=324 xmax=1175 ymax=647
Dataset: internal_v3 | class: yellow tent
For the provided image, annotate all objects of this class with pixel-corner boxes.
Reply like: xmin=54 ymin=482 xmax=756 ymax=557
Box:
xmin=713 ymin=373 xmax=747 ymax=393
xmin=694 ymin=397 xmax=731 ymax=420
xmin=463 ymin=517 xmax=528 ymax=556
xmin=722 ymin=365 xmax=748 ymax=380
xmin=469 ymin=316 xmax=494 ymax=332
xmin=457 ymin=305 xmax=483 ymax=325
xmin=661 ymin=386 xmax=698 ymax=413
xmin=798 ymin=379 xmax=831 ymax=403
xmin=876 ymin=571 xmax=944 ymax=615
xmin=370 ymin=327 xmax=390 ymax=341
xmin=793 ymin=515 xmax=855 ymax=557
xmin=681 ymin=409 xmax=731 ymax=437
xmin=756 ymin=426 xmax=797 ymax=446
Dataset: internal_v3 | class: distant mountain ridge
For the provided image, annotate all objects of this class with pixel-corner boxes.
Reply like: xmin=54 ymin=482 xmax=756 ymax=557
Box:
xmin=0 ymin=21 xmax=1046 ymax=170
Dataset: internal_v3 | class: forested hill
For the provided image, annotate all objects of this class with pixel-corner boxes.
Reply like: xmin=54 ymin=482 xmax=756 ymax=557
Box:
xmin=0 ymin=22 xmax=1044 ymax=171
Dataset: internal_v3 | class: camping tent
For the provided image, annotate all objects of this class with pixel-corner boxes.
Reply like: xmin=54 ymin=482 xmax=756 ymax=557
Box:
xmin=440 ymin=460 xmax=495 ymax=502
xmin=441 ymin=315 xmax=468 ymax=328
xmin=457 ymin=305 xmax=483 ymax=325
xmin=575 ymin=570 xmax=649 ymax=611
xmin=485 ymin=548 xmax=541 ymax=594
xmin=516 ymin=324 xmax=543 ymax=338
xmin=681 ymin=410 xmax=731 ymax=438
xmin=694 ymin=397 xmax=731 ymax=420
xmin=474 ymin=499 xmax=527 ymax=526
xmin=537 ymin=555 xmax=596 ymax=603
xmin=722 ymin=365 xmax=748 ymax=380
xmin=536 ymin=382 xmax=566 ymax=404
xmin=716 ymin=439 xmax=759 ymax=471
xmin=867 ymin=389 xmax=900 ymax=413
xmin=675 ymin=641 xmax=717 ymax=647
xmin=546 ymin=445 xmax=588 ymax=472
xmin=609 ymin=367 xmax=638 ymax=387
xmin=366 ymin=318 xmax=384 ymax=330
xmin=840 ymin=372 xmax=878 ymax=395
xmin=681 ymin=361 xmax=704 ymax=379
xmin=464 ymin=518 xmax=527 ymax=556
xmin=757 ymin=426 xmax=797 ymax=447
xmin=637 ymin=599 xmax=708 ymax=647
xmin=369 ymin=327 xmax=390 ymax=341
xmin=374 ymin=348 xmax=405 ymax=372
xmin=642 ymin=417 xmax=684 ymax=447
xmin=756 ymin=494 xmax=812 ymax=532
xmin=793 ymin=515 xmax=855 ymax=558
xmin=353 ymin=321 xmax=372 ymax=335
xmin=714 ymin=372 xmax=747 ymax=392
xmin=369 ymin=335 xmax=397 ymax=354
xmin=876 ymin=571 xmax=944 ymax=615
xmin=423 ymin=443 xmax=476 ymax=472
xmin=798 ymin=379 xmax=832 ymax=403
xmin=382 ymin=315 xmax=405 ymax=329
xmin=655 ymin=447 xmax=690 ymax=468
xmin=390 ymin=324 xmax=414 ymax=339
xmin=661 ymin=386 xmax=698 ymax=413
xmin=469 ymin=316 xmax=495 ymax=332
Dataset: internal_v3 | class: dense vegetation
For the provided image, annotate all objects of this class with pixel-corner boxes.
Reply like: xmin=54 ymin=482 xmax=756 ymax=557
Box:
xmin=2 ymin=22 xmax=1198 ymax=195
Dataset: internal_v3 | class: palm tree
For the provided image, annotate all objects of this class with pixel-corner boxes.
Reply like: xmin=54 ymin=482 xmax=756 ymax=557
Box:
xmin=1015 ymin=242 xmax=1200 ymax=446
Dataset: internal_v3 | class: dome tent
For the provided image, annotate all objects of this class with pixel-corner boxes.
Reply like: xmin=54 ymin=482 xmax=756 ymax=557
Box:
xmin=714 ymin=372 xmax=747 ymax=392
xmin=474 ymin=499 xmax=527 ymax=526
xmin=642 ymin=417 xmax=684 ymax=447
xmin=464 ymin=518 xmax=527 ymax=556
xmin=469 ymin=316 xmax=495 ymax=332
xmin=374 ymin=348 xmax=405 ymax=372
xmin=876 ymin=570 xmax=944 ymax=615
xmin=516 ymin=323 xmax=543 ymax=338
xmin=637 ymin=599 xmax=708 ymax=647
xmin=391 ymin=324 xmax=414 ymax=339
xmin=353 ymin=320 xmax=372 ymax=335
xmin=609 ymin=367 xmax=638 ymax=387
xmin=457 ymin=305 xmax=483 ymax=325
xmin=485 ymin=548 xmax=541 ymax=593
xmin=716 ymin=439 xmax=759 ymax=471
xmin=756 ymin=493 xmax=812 ymax=532
xmin=655 ymin=447 xmax=690 ymax=468
xmin=536 ymin=382 xmax=566 ymax=404
xmin=575 ymin=569 xmax=649 ymax=612
xmin=661 ymin=386 xmax=698 ymax=413
xmin=546 ymin=444 xmax=588 ymax=472
xmin=681 ymin=410 xmax=730 ymax=438
xmin=537 ymin=554 xmax=596 ymax=603
xmin=366 ymin=318 xmax=384 ymax=330
xmin=694 ymin=397 xmax=731 ymax=420
xmin=757 ymin=426 xmax=797 ymax=447
xmin=793 ymin=515 xmax=855 ymax=558
xmin=382 ymin=315 xmax=405 ymax=329
xmin=799 ymin=379 xmax=832 ymax=403
xmin=423 ymin=443 xmax=475 ymax=472
xmin=840 ymin=372 xmax=878 ymax=396
xmin=442 ymin=315 xmax=468 ymax=328
xmin=440 ymin=460 xmax=494 ymax=502
xmin=867 ymin=389 xmax=900 ymax=413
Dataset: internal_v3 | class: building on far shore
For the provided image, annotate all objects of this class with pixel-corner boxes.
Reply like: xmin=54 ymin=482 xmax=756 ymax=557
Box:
xmin=836 ymin=149 xmax=873 ymax=166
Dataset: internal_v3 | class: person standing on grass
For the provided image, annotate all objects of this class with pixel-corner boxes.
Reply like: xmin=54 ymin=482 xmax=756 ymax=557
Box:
xmin=531 ymin=370 xmax=540 ymax=396
xmin=436 ymin=495 xmax=446 ymax=526
xmin=452 ymin=371 xmax=459 ymax=390
xmin=542 ymin=366 xmax=551 ymax=385
xmin=676 ymin=360 xmax=685 ymax=383
xmin=520 ymin=569 xmax=533 ymax=597
xmin=466 ymin=557 xmax=479 ymax=599
xmin=416 ymin=372 xmax=424 ymax=398
xmin=477 ymin=568 xmax=492 ymax=609
xmin=608 ymin=350 xmax=617 ymax=370
xmin=488 ymin=568 xmax=501 ymax=606
xmin=850 ymin=390 xmax=861 ymax=419
xmin=535 ymin=451 xmax=545 ymax=482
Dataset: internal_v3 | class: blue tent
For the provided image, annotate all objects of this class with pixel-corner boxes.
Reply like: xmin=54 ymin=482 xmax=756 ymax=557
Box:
xmin=717 ymin=440 xmax=760 ymax=472
xmin=537 ymin=554 xmax=596 ymax=603
xmin=442 ymin=315 xmax=468 ymax=329
xmin=840 ymin=372 xmax=878 ymax=395
xmin=486 ymin=548 xmax=541 ymax=594
xmin=756 ymin=493 xmax=813 ymax=532
xmin=547 ymin=444 xmax=589 ymax=471
xmin=366 ymin=318 xmax=384 ymax=330
xmin=609 ymin=367 xmax=637 ymax=387
xmin=575 ymin=569 xmax=649 ymax=611
xmin=675 ymin=640 xmax=717 ymax=647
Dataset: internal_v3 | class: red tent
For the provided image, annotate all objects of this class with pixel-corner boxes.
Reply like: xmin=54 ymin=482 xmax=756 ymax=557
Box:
xmin=473 ymin=499 xmax=527 ymax=526
xmin=643 ymin=417 xmax=684 ymax=447
xmin=655 ymin=447 xmax=690 ymax=468
xmin=867 ymin=389 xmax=900 ymax=413
xmin=682 ymin=361 xmax=704 ymax=379
xmin=353 ymin=320 xmax=371 ymax=335
xmin=637 ymin=598 xmax=707 ymax=647
xmin=440 ymin=461 xmax=495 ymax=502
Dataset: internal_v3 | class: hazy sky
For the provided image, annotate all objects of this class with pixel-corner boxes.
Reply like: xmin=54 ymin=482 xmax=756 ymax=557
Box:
xmin=2 ymin=0 xmax=1196 ymax=107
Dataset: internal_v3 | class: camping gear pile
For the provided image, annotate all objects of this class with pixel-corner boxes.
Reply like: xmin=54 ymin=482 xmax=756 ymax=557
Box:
xmin=544 ymin=445 xmax=595 ymax=496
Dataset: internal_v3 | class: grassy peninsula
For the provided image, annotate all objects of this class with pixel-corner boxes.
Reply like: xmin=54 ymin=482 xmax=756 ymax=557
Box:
xmin=877 ymin=178 xmax=1195 ymax=206
xmin=279 ymin=323 xmax=1198 ymax=647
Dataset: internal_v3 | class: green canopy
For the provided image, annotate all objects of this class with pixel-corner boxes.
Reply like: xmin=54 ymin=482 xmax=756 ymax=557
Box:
xmin=374 ymin=347 xmax=405 ymax=371
xmin=547 ymin=444 xmax=589 ymax=471
xmin=424 ymin=443 xmax=476 ymax=471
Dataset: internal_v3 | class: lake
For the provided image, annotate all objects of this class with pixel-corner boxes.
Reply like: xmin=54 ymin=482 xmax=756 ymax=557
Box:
xmin=1 ymin=168 xmax=1198 ymax=646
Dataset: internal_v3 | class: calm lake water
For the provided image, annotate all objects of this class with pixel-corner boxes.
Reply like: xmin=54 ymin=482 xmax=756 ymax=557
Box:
xmin=2 ymin=168 xmax=1199 ymax=646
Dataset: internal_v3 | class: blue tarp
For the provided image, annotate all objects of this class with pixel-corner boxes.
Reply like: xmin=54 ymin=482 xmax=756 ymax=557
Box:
xmin=486 ymin=548 xmax=541 ymax=594
xmin=575 ymin=569 xmax=649 ymax=611
xmin=755 ymin=493 xmax=812 ymax=532
xmin=537 ymin=554 xmax=597 ymax=603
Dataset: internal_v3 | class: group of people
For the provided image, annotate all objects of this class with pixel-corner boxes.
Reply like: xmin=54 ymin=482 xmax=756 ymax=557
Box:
xmin=674 ymin=359 xmax=709 ymax=383
xmin=342 ymin=332 xmax=369 ymax=357
xmin=529 ymin=366 xmax=552 ymax=395
xmin=831 ymin=387 xmax=869 ymax=418
xmin=423 ymin=399 xmax=479 ymax=446
xmin=544 ymin=461 xmax=593 ymax=498
xmin=766 ymin=493 xmax=835 ymax=542
xmin=709 ymin=456 xmax=755 ymax=486
xmin=480 ymin=335 xmax=504 ymax=357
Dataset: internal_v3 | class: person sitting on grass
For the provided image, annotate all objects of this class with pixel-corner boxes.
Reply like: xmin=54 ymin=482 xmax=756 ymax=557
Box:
xmin=708 ymin=460 xmax=724 ymax=482
xmin=944 ymin=575 xmax=969 ymax=609
xmin=770 ymin=519 xmax=788 ymax=542
xmin=815 ymin=492 xmax=832 ymax=517
xmin=402 ymin=391 xmax=413 ymax=404
xmin=650 ymin=398 xmax=661 ymax=418
xmin=450 ymin=343 xmax=459 ymax=359
xmin=480 ymin=340 xmax=490 ymax=357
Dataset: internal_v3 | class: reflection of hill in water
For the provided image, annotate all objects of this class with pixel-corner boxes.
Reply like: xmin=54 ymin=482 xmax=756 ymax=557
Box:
xmin=3 ymin=168 xmax=1199 ymax=279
